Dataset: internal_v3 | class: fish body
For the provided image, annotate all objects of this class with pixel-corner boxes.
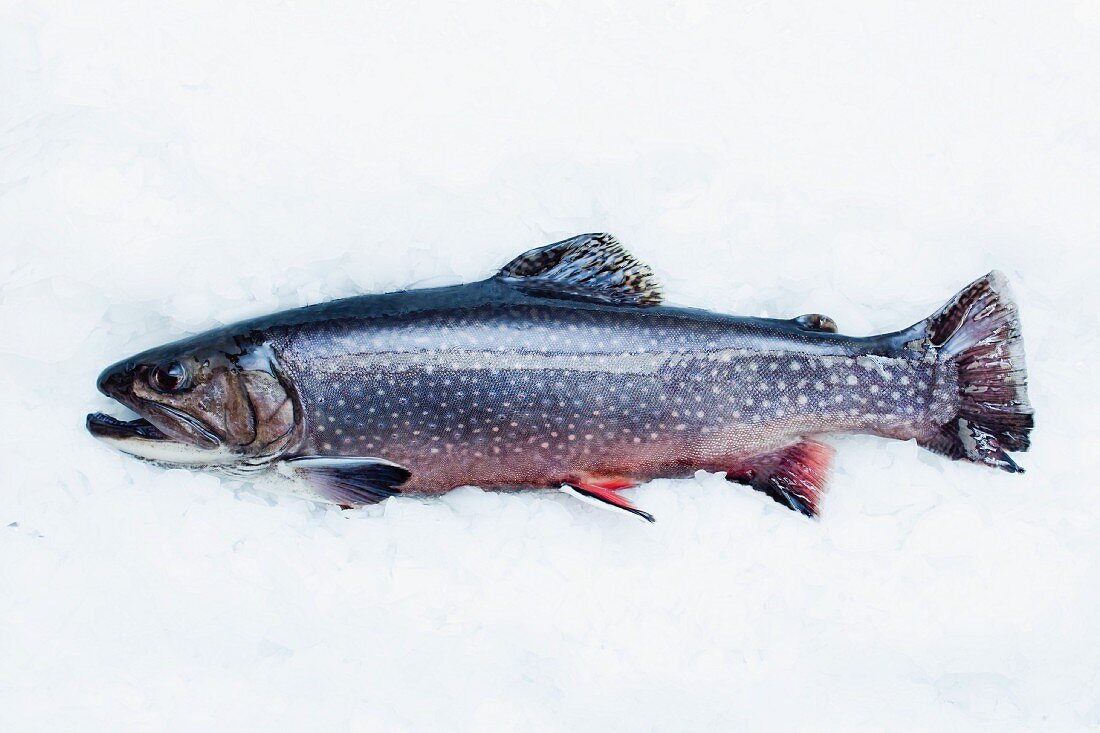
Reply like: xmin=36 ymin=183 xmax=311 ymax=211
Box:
xmin=88 ymin=234 xmax=1033 ymax=519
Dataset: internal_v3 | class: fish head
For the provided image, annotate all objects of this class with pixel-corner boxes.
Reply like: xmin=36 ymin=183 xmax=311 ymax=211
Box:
xmin=87 ymin=336 xmax=297 ymax=468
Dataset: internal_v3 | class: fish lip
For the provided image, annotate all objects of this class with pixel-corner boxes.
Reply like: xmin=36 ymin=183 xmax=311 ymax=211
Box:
xmin=86 ymin=412 xmax=169 ymax=440
xmin=148 ymin=403 xmax=221 ymax=448
xmin=87 ymin=395 xmax=221 ymax=450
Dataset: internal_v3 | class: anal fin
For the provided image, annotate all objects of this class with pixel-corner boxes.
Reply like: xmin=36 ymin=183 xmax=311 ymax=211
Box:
xmin=564 ymin=477 xmax=655 ymax=523
xmin=279 ymin=456 xmax=411 ymax=507
xmin=726 ymin=440 xmax=834 ymax=517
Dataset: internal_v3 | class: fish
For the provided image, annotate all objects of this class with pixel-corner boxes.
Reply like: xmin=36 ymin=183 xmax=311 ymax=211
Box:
xmin=87 ymin=233 xmax=1034 ymax=520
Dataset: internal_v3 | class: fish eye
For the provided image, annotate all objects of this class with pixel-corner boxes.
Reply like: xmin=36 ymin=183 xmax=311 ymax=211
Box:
xmin=149 ymin=361 xmax=190 ymax=393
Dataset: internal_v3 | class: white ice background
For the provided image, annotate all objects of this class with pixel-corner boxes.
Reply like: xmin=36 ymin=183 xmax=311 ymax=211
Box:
xmin=2 ymin=1 xmax=1099 ymax=730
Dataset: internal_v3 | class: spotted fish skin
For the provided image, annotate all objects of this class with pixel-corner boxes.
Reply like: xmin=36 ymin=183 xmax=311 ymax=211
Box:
xmin=89 ymin=234 xmax=1033 ymax=518
xmin=269 ymin=281 xmax=953 ymax=496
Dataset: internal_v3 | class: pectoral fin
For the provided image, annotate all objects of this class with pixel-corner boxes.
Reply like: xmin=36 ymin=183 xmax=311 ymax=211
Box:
xmin=279 ymin=456 xmax=411 ymax=507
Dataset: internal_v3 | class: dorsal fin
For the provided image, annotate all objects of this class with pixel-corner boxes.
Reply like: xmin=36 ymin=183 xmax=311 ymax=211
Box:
xmin=495 ymin=233 xmax=663 ymax=307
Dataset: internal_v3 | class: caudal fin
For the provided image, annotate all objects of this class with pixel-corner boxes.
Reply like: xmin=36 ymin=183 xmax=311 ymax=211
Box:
xmin=915 ymin=271 xmax=1034 ymax=472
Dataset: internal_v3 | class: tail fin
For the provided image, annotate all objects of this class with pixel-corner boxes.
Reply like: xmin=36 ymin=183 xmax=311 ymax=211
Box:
xmin=915 ymin=271 xmax=1034 ymax=472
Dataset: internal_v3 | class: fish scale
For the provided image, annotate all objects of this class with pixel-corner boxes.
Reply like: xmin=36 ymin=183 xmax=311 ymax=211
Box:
xmin=279 ymin=331 xmax=953 ymax=496
xmin=88 ymin=233 xmax=1033 ymax=521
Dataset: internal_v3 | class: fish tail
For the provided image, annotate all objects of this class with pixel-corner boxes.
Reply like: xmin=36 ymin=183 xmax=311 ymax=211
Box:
xmin=913 ymin=271 xmax=1034 ymax=472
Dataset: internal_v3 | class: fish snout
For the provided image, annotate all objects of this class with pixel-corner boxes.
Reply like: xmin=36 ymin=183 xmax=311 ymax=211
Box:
xmin=96 ymin=361 xmax=136 ymax=398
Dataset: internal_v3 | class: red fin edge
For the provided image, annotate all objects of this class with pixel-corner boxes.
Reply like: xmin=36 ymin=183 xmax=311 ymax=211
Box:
xmin=567 ymin=479 xmax=655 ymax=523
xmin=728 ymin=440 xmax=834 ymax=518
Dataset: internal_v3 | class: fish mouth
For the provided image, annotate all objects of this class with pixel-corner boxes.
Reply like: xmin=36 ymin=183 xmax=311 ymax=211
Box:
xmin=87 ymin=382 xmax=224 ymax=449
xmin=86 ymin=411 xmax=170 ymax=440
xmin=86 ymin=403 xmax=225 ymax=466
xmin=86 ymin=403 xmax=221 ymax=450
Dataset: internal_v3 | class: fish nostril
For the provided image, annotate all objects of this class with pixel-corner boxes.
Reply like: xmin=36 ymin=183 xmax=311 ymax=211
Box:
xmin=97 ymin=365 xmax=132 ymax=397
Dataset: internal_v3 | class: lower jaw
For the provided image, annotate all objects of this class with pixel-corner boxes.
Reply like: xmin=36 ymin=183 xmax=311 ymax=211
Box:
xmin=86 ymin=411 xmax=168 ymax=440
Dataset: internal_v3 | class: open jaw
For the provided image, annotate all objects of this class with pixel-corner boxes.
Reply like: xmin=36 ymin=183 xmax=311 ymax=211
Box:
xmin=86 ymin=411 xmax=169 ymax=441
xmin=86 ymin=403 xmax=224 ymax=465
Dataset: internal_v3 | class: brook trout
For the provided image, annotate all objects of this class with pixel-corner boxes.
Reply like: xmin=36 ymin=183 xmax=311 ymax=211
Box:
xmin=87 ymin=234 xmax=1033 ymax=520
